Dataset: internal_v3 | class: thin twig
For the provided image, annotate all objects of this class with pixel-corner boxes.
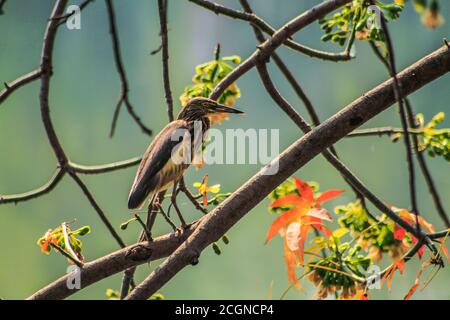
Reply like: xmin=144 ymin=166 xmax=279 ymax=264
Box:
xmin=179 ymin=178 xmax=207 ymax=214
xmin=69 ymin=156 xmax=141 ymax=174
xmin=189 ymin=0 xmax=353 ymax=62
xmin=68 ymin=172 xmax=126 ymax=248
xmin=0 ymin=69 xmax=42 ymax=105
xmin=158 ymin=0 xmax=174 ymax=121
xmin=105 ymin=0 xmax=152 ymax=137
xmin=0 ymin=169 xmax=65 ymax=205
xmin=379 ymin=13 xmax=420 ymax=229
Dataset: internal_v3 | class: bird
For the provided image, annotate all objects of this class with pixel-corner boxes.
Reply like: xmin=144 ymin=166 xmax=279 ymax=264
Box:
xmin=127 ymin=97 xmax=244 ymax=222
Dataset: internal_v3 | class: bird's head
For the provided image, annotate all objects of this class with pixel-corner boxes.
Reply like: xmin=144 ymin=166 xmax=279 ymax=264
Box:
xmin=177 ymin=97 xmax=244 ymax=121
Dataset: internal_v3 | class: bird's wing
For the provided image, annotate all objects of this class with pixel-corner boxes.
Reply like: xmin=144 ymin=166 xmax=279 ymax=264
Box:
xmin=128 ymin=120 xmax=189 ymax=209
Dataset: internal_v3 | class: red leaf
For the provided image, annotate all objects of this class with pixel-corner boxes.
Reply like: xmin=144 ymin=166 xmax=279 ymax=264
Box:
xmin=316 ymin=189 xmax=344 ymax=204
xmin=265 ymin=209 xmax=300 ymax=244
xmin=393 ymin=223 xmax=406 ymax=241
xmin=293 ymin=177 xmax=314 ymax=203
xmin=269 ymin=194 xmax=307 ymax=208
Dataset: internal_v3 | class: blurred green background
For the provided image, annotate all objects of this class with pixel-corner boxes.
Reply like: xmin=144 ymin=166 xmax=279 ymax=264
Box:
xmin=0 ymin=0 xmax=449 ymax=300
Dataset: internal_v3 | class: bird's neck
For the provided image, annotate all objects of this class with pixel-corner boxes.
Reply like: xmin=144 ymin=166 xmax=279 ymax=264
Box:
xmin=186 ymin=116 xmax=210 ymax=134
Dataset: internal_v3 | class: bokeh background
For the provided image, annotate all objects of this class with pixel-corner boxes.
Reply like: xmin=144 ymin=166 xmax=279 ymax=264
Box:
xmin=0 ymin=0 xmax=449 ymax=300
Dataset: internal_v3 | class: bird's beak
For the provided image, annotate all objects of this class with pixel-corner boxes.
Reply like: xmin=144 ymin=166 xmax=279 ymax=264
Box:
xmin=212 ymin=103 xmax=245 ymax=114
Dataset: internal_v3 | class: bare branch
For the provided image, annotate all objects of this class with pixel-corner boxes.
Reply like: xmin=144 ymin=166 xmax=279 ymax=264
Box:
xmin=0 ymin=69 xmax=42 ymax=106
xmin=0 ymin=169 xmax=65 ymax=205
xmin=125 ymin=46 xmax=450 ymax=299
xmin=105 ymin=0 xmax=152 ymax=137
xmin=189 ymin=0 xmax=353 ymax=62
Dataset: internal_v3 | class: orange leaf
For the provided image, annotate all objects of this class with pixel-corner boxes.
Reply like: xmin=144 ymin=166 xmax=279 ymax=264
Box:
xmin=265 ymin=209 xmax=300 ymax=244
xmin=270 ymin=194 xmax=307 ymax=208
xmin=316 ymin=189 xmax=344 ymax=204
xmin=293 ymin=177 xmax=314 ymax=203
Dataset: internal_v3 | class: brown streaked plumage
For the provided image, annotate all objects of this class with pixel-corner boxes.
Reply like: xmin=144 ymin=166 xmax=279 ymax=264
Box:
xmin=127 ymin=97 xmax=244 ymax=210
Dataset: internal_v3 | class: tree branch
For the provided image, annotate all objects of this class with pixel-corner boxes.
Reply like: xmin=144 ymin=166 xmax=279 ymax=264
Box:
xmin=124 ymin=45 xmax=450 ymax=299
xmin=105 ymin=0 xmax=152 ymax=137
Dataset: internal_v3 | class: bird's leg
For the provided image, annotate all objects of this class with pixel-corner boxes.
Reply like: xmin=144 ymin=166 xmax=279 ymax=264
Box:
xmin=171 ymin=181 xmax=187 ymax=228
